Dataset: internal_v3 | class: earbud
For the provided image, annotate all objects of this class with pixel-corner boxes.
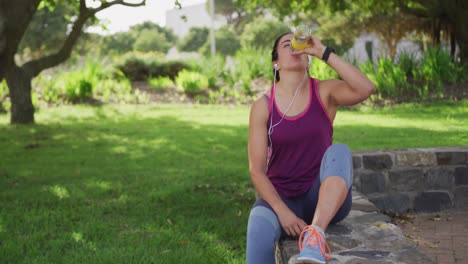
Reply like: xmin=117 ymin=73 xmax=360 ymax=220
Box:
xmin=274 ymin=63 xmax=278 ymax=69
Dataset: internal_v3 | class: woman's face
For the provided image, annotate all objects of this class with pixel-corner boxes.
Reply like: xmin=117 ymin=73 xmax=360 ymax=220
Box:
xmin=275 ymin=33 xmax=309 ymax=72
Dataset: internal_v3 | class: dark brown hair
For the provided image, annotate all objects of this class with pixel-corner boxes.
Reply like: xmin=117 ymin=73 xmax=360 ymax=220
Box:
xmin=271 ymin=32 xmax=292 ymax=82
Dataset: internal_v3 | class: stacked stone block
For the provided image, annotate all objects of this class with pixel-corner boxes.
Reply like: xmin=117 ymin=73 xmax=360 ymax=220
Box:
xmin=352 ymin=147 xmax=468 ymax=212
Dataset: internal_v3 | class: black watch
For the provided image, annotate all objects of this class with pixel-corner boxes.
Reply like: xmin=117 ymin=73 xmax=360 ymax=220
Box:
xmin=321 ymin=47 xmax=335 ymax=63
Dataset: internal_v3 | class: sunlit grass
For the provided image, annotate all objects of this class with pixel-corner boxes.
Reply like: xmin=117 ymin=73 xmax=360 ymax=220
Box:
xmin=0 ymin=101 xmax=467 ymax=263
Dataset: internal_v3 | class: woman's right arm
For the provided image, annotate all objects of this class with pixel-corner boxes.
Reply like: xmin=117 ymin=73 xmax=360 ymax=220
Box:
xmin=248 ymin=98 xmax=306 ymax=236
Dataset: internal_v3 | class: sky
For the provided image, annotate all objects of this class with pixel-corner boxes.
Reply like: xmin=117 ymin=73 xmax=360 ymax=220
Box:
xmin=89 ymin=0 xmax=206 ymax=34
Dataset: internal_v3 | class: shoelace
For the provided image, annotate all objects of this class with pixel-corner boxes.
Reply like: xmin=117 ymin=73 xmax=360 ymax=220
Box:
xmin=298 ymin=225 xmax=331 ymax=261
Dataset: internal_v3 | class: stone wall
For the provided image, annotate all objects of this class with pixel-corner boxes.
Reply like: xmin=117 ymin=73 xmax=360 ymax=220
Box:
xmin=277 ymin=191 xmax=436 ymax=263
xmin=352 ymin=147 xmax=468 ymax=212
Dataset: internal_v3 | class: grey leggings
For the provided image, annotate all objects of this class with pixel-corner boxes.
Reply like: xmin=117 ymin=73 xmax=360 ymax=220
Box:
xmin=246 ymin=143 xmax=353 ymax=264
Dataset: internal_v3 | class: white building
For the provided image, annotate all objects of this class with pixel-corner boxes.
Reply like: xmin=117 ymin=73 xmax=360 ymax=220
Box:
xmin=165 ymin=3 xmax=226 ymax=38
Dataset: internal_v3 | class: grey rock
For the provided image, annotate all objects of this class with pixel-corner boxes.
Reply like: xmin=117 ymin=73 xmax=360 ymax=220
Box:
xmin=363 ymin=154 xmax=393 ymax=170
xmin=338 ymin=250 xmax=390 ymax=260
xmin=326 ymin=223 xmax=352 ymax=235
xmin=435 ymin=151 xmax=467 ymax=165
xmin=388 ymin=169 xmax=425 ymax=192
xmin=368 ymin=193 xmax=412 ymax=212
xmin=455 ymin=166 xmax=468 ymax=186
xmin=359 ymin=170 xmax=386 ymax=194
xmin=426 ymin=168 xmax=454 ymax=190
xmin=414 ymin=191 xmax=452 ymax=212
xmin=347 ymin=212 xmax=391 ymax=225
xmin=396 ymin=151 xmax=435 ymax=166
xmin=454 ymin=186 xmax=468 ymax=209
xmin=352 ymin=198 xmax=378 ymax=212
xmin=353 ymin=156 xmax=362 ymax=169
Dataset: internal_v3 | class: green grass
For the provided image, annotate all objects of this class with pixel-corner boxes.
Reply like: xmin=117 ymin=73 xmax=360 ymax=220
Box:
xmin=0 ymin=101 xmax=467 ymax=263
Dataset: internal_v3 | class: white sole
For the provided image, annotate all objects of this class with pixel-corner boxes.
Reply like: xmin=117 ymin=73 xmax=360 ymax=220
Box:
xmin=295 ymin=257 xmax=325 ymax=264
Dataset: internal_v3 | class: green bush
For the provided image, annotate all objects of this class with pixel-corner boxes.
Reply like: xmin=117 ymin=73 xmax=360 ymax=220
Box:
xmin=64 ymin=72 xmax=94 ymax=101
xmin=31 ymin=57 xmax=148 ymax=105
xmin=360 ymin=58 xmax=408 ymax=99
xmin=118 ymin=52 xmax=189 ymax=81
xmin=396 ymin=52 xmax=419 ymax=79
xmin=186 ymin=55 xmax=225 ymax=90
xmin=0 ymin=80 xmax=9 ymax=112
xmin=176 ymin=70 xmax=209 ymax=96
xmin=227 ymin=48 xmax=272 ymax=95
xmin=149 ymin=60 xmax=188 ymax=81
xmin=133 ymin=29 xmax=170 ymax=53
xmin=417 ymin=47 xmax=459 ymax=88
xmin=118 ymin=53 xmax=154 ymax=81
xmin=148 ymin=76 xmax=175 ymax=90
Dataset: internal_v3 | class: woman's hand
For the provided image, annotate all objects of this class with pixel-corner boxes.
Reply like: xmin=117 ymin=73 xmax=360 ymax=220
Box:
xmin=291 ymin=35 xmax=326 ymax=59
xmin=277 ymin=207 xmax=307 ymax=237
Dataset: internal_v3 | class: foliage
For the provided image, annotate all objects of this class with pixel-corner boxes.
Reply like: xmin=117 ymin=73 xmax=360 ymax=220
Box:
xmin=129 ymin=21 xmax=178 ymax=44
xmin=200 ymin=26 xmax=241 ymax=56
xmin=360 ymin=46 xmax=467 ymax=102
xmin=176 ymin=70 xmax=209 ymax=96
xmin=117 ymin=52 xmax=189 ymax=81
xmin=32 ymin=58 xmax=147 ymax=105
xmin=178 ymin=27 xmax=210 ymax=52
xmin=18 ymin=2 xmax=71 ymax=59
xmin=99 ymin=31 xmax=135 ymax=55
xmin=235 ymin=0 xmax=468 ymax=63
xmin=186 ymin=55 xmax=226 ymax=90
xmin=417 ymin=47 xmax=461 ymax=86
xmin=227 ymin=48 xmax=272 ymax=95
xmin=64 ymin=74 xmax=94 ymax=102
xmin=0 ymin=80 xmax=9 ymax=112
xmin=148 ymin=76 xmax=175 ymax=90
xmin=240 ymin=17 xmax=291 ymax=49
xmin=360 ymin=58 xmax=408 ymax=99
xmin=309 ymin=57 xmax=339 ymax=81
xmin=96 ymin=21 xmax=178 ymax=55
xmin=133 ymin=29 xmax=171 ymax=53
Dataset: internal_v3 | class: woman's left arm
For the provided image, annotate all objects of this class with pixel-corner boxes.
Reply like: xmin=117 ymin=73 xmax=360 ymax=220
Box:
xmin=295 ymin=36 xmax=376 ymax=107
xmin=324 ymin=51 xmax=376 ymax=106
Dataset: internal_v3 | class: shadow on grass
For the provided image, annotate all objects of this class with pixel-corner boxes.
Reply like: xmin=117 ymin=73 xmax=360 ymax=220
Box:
xmin=0 ymin=113 xmax=254 ymax=263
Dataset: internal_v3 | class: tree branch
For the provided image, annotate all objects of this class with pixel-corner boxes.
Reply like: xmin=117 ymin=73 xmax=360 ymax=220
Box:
xmin=90 ymin=0 xmax=145 ymax=14
xmin=21 ymin=0 xmax=145 ymax=78
xmin=398 ymin=1 xmax=430 ymax=18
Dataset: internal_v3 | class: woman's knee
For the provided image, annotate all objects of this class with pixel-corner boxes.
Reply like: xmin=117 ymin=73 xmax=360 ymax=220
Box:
xmin=320 ymin=143 xmax=353 ymax=188
xmin=247 ymin=206 xmax=281 ymax=239
xmin=327 ymin=143 xmax=351 ymax=157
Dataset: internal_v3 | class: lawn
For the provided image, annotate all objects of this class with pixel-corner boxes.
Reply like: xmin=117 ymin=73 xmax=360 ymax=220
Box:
xmin=0 ymin=101 xmax=467 ymax=263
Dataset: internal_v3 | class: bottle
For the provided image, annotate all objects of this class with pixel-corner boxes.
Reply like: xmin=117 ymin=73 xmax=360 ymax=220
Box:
xmin=291 ymin=24 xmax=312 ymax=51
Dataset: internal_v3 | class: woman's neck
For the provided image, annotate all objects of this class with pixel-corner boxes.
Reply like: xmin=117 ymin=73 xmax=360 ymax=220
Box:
xmin=276 ymin=70 xmax=308 ymax=96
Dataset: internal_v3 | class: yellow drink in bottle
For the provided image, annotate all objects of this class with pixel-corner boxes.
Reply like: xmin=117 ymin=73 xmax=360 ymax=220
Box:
xmin=291 ymin=24 xmax=311 ymax=51
xmin=291 ymin=37 xmax=308 ymax=50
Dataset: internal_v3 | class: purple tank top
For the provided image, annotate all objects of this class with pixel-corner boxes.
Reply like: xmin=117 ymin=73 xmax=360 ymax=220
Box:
xmin=265 ymin=78 xmax=333 ymax=198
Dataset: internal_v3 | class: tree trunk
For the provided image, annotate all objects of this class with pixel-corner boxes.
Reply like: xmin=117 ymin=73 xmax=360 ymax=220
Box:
xmin=450 ymin=31 xmax=456 ymax=60
xmin=6 ymin=64 xmax=34 ymax=124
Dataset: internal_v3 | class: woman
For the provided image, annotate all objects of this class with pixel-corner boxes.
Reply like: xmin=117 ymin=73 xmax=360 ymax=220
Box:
xmin=246 ymin=31 xmax=375 ymax=264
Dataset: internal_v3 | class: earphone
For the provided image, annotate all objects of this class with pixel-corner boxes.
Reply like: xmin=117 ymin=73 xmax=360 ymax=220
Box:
xmin=274 ymin=63 xmax=278 ymax=69
xmin=267 ymin=68 xmax=307 ymax=146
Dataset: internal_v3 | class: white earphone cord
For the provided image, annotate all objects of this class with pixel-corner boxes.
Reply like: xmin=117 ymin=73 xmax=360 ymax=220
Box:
xmin=267 ymin=70 xmax=308 ymax=166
